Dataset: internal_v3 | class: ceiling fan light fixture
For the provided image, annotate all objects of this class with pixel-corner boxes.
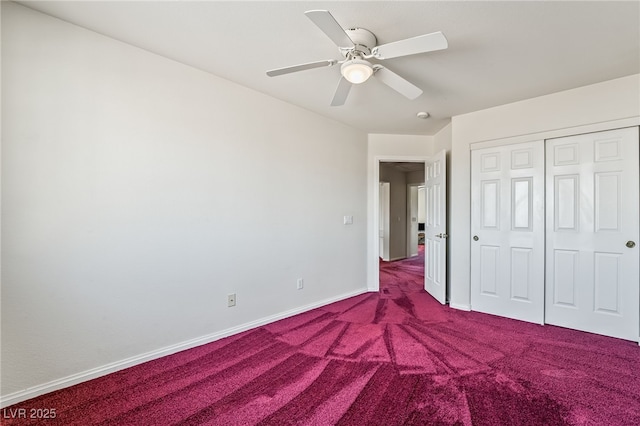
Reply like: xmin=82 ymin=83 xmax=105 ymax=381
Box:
xmin=341 ymin=58 xmax=373 ymax=84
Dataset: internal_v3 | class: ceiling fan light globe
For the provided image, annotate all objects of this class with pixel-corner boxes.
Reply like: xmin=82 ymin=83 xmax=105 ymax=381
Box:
xmin=341 ymin=59 xmax=373 ymax=84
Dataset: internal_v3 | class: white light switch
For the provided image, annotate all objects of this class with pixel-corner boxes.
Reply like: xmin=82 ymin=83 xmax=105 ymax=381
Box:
xmin=343 ymin=215 xmax=353 ymax=225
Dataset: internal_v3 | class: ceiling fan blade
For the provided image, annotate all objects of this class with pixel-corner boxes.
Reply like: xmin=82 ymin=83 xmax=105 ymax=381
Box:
xmin=374 ymin=67 xmax=423 ymax=100
xmin=266 ymin=59 xmax=337 ymax=77
xmin=331 ymin=77 xmax=352 ymax=106
xmin=372 ymin=31 xmax=448 ymax=60
xmin=305 ymin=10 xmax=354 ymax=48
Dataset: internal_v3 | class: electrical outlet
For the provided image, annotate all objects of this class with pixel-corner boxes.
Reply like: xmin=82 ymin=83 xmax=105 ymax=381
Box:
xmin=296 ymin=278 xmax=304 ymax=290
xmin=227 ymin=293 xmax=236 ymax=307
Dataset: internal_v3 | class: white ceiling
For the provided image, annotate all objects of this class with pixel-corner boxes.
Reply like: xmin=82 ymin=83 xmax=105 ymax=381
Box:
xmin=17 ymin=1 xmax=640 ymax=136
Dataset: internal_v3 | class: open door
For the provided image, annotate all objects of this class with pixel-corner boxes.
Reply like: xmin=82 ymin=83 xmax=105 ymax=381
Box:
xmin=424 ymin=150 xmax=447 ymax=304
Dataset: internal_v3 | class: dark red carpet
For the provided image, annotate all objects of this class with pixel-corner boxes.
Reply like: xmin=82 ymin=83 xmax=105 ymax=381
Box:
xmin=5 ymin=247 xmax=640 ymax=425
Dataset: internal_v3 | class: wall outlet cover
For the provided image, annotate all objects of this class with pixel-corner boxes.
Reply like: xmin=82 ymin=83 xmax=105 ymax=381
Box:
xmin=227 ymin=293 xmax=236 ymax=307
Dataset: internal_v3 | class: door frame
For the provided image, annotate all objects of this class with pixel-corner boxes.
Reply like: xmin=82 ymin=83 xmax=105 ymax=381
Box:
xmin=370 ymin=155 xmax=429 ymax=292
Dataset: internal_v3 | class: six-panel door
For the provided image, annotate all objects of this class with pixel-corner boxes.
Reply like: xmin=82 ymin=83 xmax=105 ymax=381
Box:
xmin=471 ymin=141 xmax=545 ymax=324
xmin=425 ymin=150 xmax=447 ymax=304
xmin=545 ymin=127 xmax=639 ymax=341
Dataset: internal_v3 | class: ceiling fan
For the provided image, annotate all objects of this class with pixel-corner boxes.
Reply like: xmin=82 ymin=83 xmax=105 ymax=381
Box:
xmin=266 ymin=10 xmax=448 ymax=106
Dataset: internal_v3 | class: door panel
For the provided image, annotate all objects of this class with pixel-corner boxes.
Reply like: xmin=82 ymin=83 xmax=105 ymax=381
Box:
xmin=471 ymin=141 xmax=545 ymax=324
xmin=481 ymin=180 xmax=500 ymax=228
xmin=479 ymin=245 xmax=499 ymax=295
xmin=553 ymin=249 xmax=579 ymax=307
xmin=545 ymin=127 xmax=639 ymax=341
xmin=512 ymin=178 xmax=532 ymax=230
xmin=510 ymin=247 xmax=532 ymax=300
xmin=425 ymin=150 xmax=447 ymax=304
xmin=554 ymin=175 xmax=579 ymax=230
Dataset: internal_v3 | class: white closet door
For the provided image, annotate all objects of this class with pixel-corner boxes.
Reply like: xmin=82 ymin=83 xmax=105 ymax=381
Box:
xmin=471 ymin=141 xmax=545 ymax=324
xmin=546 ymin=127 xmax=639 ymax=341
xmin=425 ymin=150 xmax=447 ymax=304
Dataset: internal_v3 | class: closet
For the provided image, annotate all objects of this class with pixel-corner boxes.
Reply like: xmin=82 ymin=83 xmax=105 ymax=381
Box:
xmin=470 ymin=127 xmax=639 ymax=341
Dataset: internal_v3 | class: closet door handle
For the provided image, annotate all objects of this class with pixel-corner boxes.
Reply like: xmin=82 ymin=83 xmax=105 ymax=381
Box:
xmin=436 ymin=233 xmax=448 ymax=238
xmin=627 ymin=241 xmax=636 ymax=248
xmin=473 ymin=235 xmax=479 ymax=241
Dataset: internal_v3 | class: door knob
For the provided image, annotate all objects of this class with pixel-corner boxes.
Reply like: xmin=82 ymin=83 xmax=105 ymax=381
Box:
xmin=436 ymin=233 xmax=449 ymax=238
xmin=627 ymin=241 xmax=636 ymax=248
xmin=473 ymin=235 xmax=479 ymax=241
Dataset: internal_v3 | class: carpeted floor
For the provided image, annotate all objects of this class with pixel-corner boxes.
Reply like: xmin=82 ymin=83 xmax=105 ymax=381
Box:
xmin=4 ymin=248 xmax=640 ymax=425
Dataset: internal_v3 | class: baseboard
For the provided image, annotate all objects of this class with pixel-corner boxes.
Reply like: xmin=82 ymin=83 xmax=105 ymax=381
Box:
xmin=449 ymin=302 xmax=471 ymax=311
xmin=0 ymin=288 xmax=368 ymax=408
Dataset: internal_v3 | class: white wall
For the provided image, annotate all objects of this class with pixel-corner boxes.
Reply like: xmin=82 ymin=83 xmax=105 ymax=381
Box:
xmin=1 ymin=3 xmax=368 ymax=401
xmin=367 ymin=134 xmax=432 ymax=290
xmin=449 ymin=74 xmax=640 ymax=310
xmin=433 ymin=122 xmax=452 ymax=155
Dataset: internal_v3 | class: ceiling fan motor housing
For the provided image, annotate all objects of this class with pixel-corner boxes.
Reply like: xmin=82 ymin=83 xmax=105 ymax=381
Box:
xmin=342 ymin=28 xmax=377 ymax=57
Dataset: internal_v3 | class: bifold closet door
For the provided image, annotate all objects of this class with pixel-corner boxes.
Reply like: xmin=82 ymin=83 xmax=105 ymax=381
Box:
xmin=471 ymin=141 xmax=545 ymax=324
xmin=545 ymin=127 xmax=639 ymax=341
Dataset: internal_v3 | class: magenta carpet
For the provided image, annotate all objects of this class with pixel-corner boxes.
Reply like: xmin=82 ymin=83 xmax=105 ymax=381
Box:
xmin=4 ymin=249 xmax=640 ymax=425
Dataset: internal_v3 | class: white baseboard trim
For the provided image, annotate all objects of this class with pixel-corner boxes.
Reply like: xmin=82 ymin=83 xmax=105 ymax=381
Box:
xmin=0 ymin=288 xmax=368 ymax=408
xmin=449 ymin=303 xmax=471 ymax=311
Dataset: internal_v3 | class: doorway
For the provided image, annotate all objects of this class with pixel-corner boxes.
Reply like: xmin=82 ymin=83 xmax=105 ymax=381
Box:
xmin=379 ymin=162 xmax=425 ymax=262
xmin=372 ymin=151 xmax=448 ymax=304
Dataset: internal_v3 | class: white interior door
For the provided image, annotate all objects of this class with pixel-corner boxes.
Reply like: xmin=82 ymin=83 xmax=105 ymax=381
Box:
xmin=471 ymin=141 xmax=545 ymax=324
xmin=545 ymin=127 xmax=639 ymax=341
xmin=407 ymin=185 xmax=419 ymax=257
xmin=425 ymin=150 xmax=447 ymax=304
xmin=379 ymin=182 xmax=390 ymax=261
